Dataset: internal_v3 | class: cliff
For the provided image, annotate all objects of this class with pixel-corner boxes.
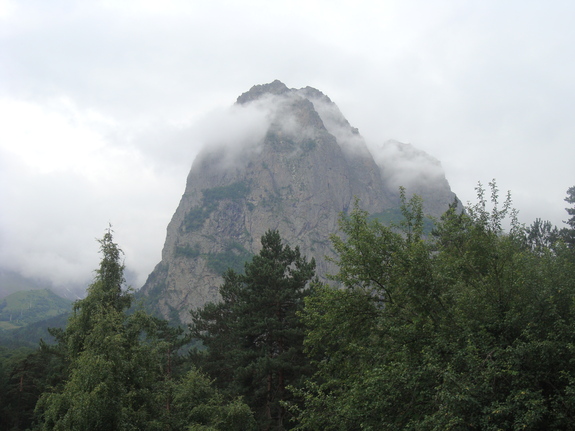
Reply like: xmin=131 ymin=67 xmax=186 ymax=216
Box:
xmin=138 ymin=80 xmax=458 ymax=323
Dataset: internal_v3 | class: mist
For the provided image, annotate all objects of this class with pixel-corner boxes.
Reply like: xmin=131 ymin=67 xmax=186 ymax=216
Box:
xmin=1 ymin=0 xmax=574 ymax=297
xmin=372 ymin=140 xmax=447 ymax=192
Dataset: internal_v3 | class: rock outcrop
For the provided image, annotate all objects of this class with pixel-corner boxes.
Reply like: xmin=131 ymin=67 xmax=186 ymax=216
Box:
xmin=139 ymin=80 xmax=458 ymax=323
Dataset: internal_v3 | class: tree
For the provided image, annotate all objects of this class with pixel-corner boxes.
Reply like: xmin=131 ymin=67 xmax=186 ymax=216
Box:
xmin=35 ymin=228 xmax=189 ymax=430
xmin=37 ymin=229 xmax=139 ymax=429
xmin=170 ymin=368 xmax=257 ymax=431
xmin=294 ymin=183 xmax=575 ymax=430
xmin=525 ymin=186 xmax=575 ymax=252
xmin=294 ymin=191 xmax=440 ymax=430
xmin=190 ymin=230 xmax=316 ymax=431
xmin=35 ymin=228 xmax=250 ymax=431
xmin=565 ymin=186 xmax=575 ymax=229
xmin=561 ymin=185 xmax=575 ymax=248
xmin=0 ymin=345 xmax=65 ymax=430
xmin=525 ymin=218 xmax=559 ymax=252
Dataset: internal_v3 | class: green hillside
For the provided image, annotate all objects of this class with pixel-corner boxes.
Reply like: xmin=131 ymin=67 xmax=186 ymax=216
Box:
xmin=0 ymin=289 xmax=72 ymax=330
xmin=0 ymin=312 xmax=70 ymax=348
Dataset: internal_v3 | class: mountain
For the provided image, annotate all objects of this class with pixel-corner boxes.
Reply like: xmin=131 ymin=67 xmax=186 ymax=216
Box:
xmin=138 ymin=80 xmax=459 ymax=323
xmin=0 ymin=312 xmax=70 ymax=349
xmin=0 ymin=288 xmax=72 ymax=330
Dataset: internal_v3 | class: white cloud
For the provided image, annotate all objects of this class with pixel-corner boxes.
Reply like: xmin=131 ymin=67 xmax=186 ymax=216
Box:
xmin=0 ymin=98 xmax=110 ymax=173
xmin=372 ymin=140 xmax=446 ymax=192
xmin=0 ymin=98 xmax=189 ymax=294
xmin=191 ymin=100 xmax=272 ymax=171
xmin=0 ymin=0 xmax=574 ymax=294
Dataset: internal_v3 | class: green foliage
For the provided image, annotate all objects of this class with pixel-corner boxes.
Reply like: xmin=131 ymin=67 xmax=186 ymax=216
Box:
xmin=561 ymin=185 xmax=575 ymax=248
xmin=190 ymin=230 xmax=316 ymax=430
xmin=184 ymin=205 xmax=216 ymax=231
xmin=175 ymin=243 xmax=201 ymax=258
xmin=170 ymin=368 xmax=257 ymax=431
xmin=202 ymin=181 xmax=250 ymax=202
xmin=525 ymin=218 xmax=560 ymax=252
xmin=34 ymin=228 xmax=192 ymax=430
xmin=0 ymin=229 xmax=255 ymax=430
xmin=369 ymin=206 xmax=434 ymax=234
xmin=184 ymin=181 xmax=251 ymax=232
xmin=368 ymin=206 xmax=405 ymax=225
xmin=565 ymin=186 xmax=575 ymax=229
xmin=0 ymin=344 xmax=66 ymax=430
xmin=294 ymin=183 xmax=575 ymax=430
xmin=3 ymin=183 xmax=573 ymax=430
xmin=0 ymin=312 xmax=70 ymax=349
xmin=205 ymin=242 xmax=253 ymax=275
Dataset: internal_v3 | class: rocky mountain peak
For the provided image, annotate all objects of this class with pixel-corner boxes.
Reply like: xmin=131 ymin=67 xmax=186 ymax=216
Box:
xmin=236 ymin=79 xmax=290 ymax=104
xmin=139 ymin=81 xmax=459 ymax=323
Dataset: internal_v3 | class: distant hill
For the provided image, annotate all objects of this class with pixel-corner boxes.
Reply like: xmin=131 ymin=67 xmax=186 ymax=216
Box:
xmin=0 ymin=312 xmax=70 ymax=349
xmin=0 ymin=289 xmax=72 ymax=330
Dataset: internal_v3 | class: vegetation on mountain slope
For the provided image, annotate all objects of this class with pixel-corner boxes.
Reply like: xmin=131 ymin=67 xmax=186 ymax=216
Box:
xmin=0 ymin=290 xmax=71 ymax=330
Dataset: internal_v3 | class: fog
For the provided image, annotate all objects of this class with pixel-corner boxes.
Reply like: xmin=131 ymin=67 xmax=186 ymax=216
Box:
xmin=1 ymin=0 xmax=574 ymax=296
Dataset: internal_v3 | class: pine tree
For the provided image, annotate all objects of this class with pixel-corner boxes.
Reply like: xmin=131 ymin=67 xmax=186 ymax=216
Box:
xmin=191 ymin=230 xmax=316 ymax=431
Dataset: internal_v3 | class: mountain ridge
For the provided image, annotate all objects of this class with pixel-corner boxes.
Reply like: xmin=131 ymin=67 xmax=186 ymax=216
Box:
xmin=0 ymin=288 xmax=71 ymax=330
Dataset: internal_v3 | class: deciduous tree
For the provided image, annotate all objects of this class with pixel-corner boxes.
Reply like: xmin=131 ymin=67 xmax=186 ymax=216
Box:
xmin=295 ymin=183 xmax=575 ymax=430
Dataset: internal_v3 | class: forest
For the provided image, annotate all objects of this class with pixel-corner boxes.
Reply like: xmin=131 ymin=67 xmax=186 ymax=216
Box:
xmin=1 ymin=182 xmax=575 ymax=431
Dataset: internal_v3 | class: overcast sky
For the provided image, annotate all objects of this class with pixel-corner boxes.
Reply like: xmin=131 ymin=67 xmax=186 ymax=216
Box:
xmin=1 ymin=0 xmax=574 ymax=295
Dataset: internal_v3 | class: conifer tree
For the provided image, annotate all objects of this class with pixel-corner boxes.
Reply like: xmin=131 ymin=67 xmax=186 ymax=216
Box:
xmin=191 ymin=230 xmax=316 ymax=431
xmin=35 ymin=228 xmax=183 ymax=430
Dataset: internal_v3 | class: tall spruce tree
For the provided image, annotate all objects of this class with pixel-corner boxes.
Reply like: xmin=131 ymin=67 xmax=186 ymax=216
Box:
xmin=190 ymin=230 xmax=316 ymax=431
xmin=19 ymin=228 xmax=252 ymax=431
xmin=35 ymin=228 xmax=186 ymax=430
xmin=37 ymin=229 xmax=140 ymax=429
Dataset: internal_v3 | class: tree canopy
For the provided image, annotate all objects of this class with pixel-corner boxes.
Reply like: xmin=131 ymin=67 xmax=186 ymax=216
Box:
xmin=34 ymin=228 xmax=249 ymax=431
xmin=2 ymin=184 xmax=575 ymax=430
xmin=294 ymin=183 xmax=575 ymax=430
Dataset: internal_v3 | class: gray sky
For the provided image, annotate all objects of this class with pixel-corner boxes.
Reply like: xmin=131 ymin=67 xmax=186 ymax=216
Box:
xmin=1 ymin=0 xmax=574 ymax=294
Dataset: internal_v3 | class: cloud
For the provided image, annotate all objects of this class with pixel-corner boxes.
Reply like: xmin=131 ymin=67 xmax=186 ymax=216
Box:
xmin=191 ymin=99 xmax=273 ymax=172
xmin=299 ymin=88 xmax=372 ymax=159
xmin=372 ymin=140 xmax=446 ymax=192
xmin=0 ymin=98 xmax=190 ymax=295
xmin=190 ymin=89 xmax=355 ymax=171
xmin=0 ymin=152 xmax=99 ymax=292
xmin=1 ymin=0 xmax=574 ymax=297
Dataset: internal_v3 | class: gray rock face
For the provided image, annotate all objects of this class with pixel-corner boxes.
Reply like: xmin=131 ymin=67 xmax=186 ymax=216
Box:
xmin=139 ymin=81 xmax=458 ymax=323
